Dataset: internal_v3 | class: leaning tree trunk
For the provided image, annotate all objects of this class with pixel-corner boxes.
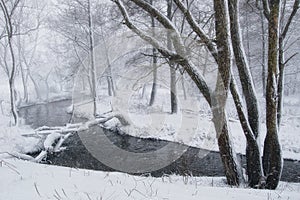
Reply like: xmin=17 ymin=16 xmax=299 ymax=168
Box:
xmin=263 ymin=0 xmax=283 ymax=189
xmin=114 ymin=0 xmax=241 ymax=186
xmin=214 ymin=0 xmax=242 ymax=186
xmin=230 ymin=78 xmax=263 ymax=187
xmin=228 ymin=0 xmax=263 ymax=187
xmin=212 ymin=102 xmax=242 ymax=186
xmin=228 ymin=0 xmax=260 ymax=138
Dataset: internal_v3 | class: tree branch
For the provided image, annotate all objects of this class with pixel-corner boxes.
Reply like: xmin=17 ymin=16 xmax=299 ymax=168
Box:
xmin=284 ymin=52 xmax=298 ymax=65
xmin=281 ymin=0 xmax=299 ymax=40
xmin=112 ymin=0 xmax=212 ymax=105
xmin=112 ymin=0 xmax=176 ymax=57
xmin=262 ymin=0 xmax=270 ymax=20
xmin=173 ymin=0 xmax=218 ymax=63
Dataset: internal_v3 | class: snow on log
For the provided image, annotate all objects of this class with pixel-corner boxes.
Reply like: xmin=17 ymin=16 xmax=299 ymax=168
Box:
xmin=35 ymin=126 xmax=62 ymax=131
xmin=8 ymin=151 xmax=35 ymax=161
xmin=34 ymin=151 xmax=47 ymax=163
xmin=53 ymin=133 xmax=72 ymax=152
xmin=15 ymin=111 xmax=130 ymax=163
xmin=44 ymin=132 xmax=61 ymax=151
xmin=66 ymin=123 xmax=82 ymax=129
xmin=97 ymin=112 xmax=130 ymax=126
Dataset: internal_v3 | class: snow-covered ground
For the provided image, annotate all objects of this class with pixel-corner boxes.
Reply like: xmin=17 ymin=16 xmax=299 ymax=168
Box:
xmin=1 ymin=159 xmax=300 ymax=200
xmin=0 ymin=84 xmax=299 ymax=199
xmin=0 ymin=113 xmax=40 ymax=158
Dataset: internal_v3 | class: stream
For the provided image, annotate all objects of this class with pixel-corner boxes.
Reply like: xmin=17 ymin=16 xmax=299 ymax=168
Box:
xmin=18 ymin=100 xmax=300 ymax=182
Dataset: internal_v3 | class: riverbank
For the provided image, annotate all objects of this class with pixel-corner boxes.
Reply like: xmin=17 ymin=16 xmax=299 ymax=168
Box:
xmin=1 ymin=159 xmax=300 ymax=200
xmin=73 ymin=93 xmax=300 ymax=160
xmin=1 ymin=100 xmax=299 ymax=179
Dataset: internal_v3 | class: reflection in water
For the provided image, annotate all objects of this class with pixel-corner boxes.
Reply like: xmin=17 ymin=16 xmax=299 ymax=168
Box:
xmin=19 ymin=100 xmax=72 ymax=128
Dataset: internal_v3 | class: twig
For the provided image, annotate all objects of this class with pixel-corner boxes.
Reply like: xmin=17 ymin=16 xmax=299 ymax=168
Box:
xmin=62 ymin=188 xmax=68 ymax=198
xmin=85 ymin=193 xmax=92 ymax=200
xmin=34 ymin=182 xmax=41 ymax=197
xmin=1 ymin=159 xmax=19 ymax=174
xmin=54 ymin=189 xmax=62 ymax=199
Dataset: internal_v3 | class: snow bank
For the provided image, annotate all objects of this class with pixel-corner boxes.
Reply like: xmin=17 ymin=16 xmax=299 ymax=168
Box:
xmin=0 ymin=107 xmax=40 ymax=159
xmin=0 ymin=159 xmax=299 ymax=200
xmin=74 ymin=88 xmax=300 ymax=160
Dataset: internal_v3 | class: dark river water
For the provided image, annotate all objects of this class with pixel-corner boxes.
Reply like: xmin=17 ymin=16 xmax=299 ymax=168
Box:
xmin=18 ymin=100 xmax=300 ymax=182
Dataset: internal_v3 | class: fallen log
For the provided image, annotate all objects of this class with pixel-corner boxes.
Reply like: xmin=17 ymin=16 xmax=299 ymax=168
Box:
xmin=14 ymin=112 xmax=130 ymax=163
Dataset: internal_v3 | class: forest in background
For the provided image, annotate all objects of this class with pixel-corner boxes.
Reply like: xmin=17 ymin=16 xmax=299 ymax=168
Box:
xmin=0 ymin=0 xmax=300 ymax=190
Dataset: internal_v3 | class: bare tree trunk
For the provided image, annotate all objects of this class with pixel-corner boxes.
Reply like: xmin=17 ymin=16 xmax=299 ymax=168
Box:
xmin=44 ymin=70 xmax=52 ymax=102
xmin=202 ymin=49 xmax=210 ymax=77
xmin=88 ymin=0 xmax=97 ymax=117
xmin=230 ymin=77 xmax=264 ymax=187
xmin=20 ymin=62 xmax=29 ymax=102
xmin=181 ymin=74 xmax=187 ymax=100
xmin=21 ymin=52 xmax=41 ymax=100
xmin=263 ymin=0 xmax=283 ymax=189
xmin=106 ymin=76 xmax=113 ymax=96
xmin=277 ymin=0 xmax=299 ymax=126
xmin=99 ymin=26 xmax=115 ymax=97
xmin=0 ymin=0 xmax=19 ymax=125
xmin=212 ymin=101 xmax=242 ymax=186
xmin=245 ymin=9 xmax=251 ymax=68
xmin=214 ymin=0 xmax=242 ymax=186
xmin=16 ymin=0 xmax=29 ymax=103
xmin=103 ymin=50 xmax=115 ymax=97
xmin=228 ymin=0 xmax=260 ymax=138
xmin=167 ymin=0 xmax=177 ymax=114
xmin=149 ymin=48 xmax=158 ymax=106
xmin=102 ymin=44 xmax=115 ymax=97
xmin=260 ymin=10 xmax=267 ymax=97
xmin=170 ymin=63 xmax=177 ymax=113
xmin=228 ymin=0 xmax=263 ymax=187
xmin=149 ymin=0 xmax=157 ymax=106
xmin=277 ymin=37 xmax=284 ymax=126
xmin=114 ymin=0 xmax=241 ymax=186
xmin=18 ymin=37 xmax=29 ymax=103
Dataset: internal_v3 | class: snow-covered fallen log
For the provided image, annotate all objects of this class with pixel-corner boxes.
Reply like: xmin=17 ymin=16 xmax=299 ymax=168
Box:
xmin=44 ymin=132 xmax=61 ymax=151
xmin=14 ymin=112 xmax=130 ymax=163
xmin=35 ymin=126 xmax=62 ymax=131
xmin=7 ymin=151 xmax=35 ymax=161
xmin=54 ymin=133 xmax=72 ymax=152
xmin=97 ymin=112 xmax=130 ymax=126
xmin=34 ymin=151 xmax=48 ymax=163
